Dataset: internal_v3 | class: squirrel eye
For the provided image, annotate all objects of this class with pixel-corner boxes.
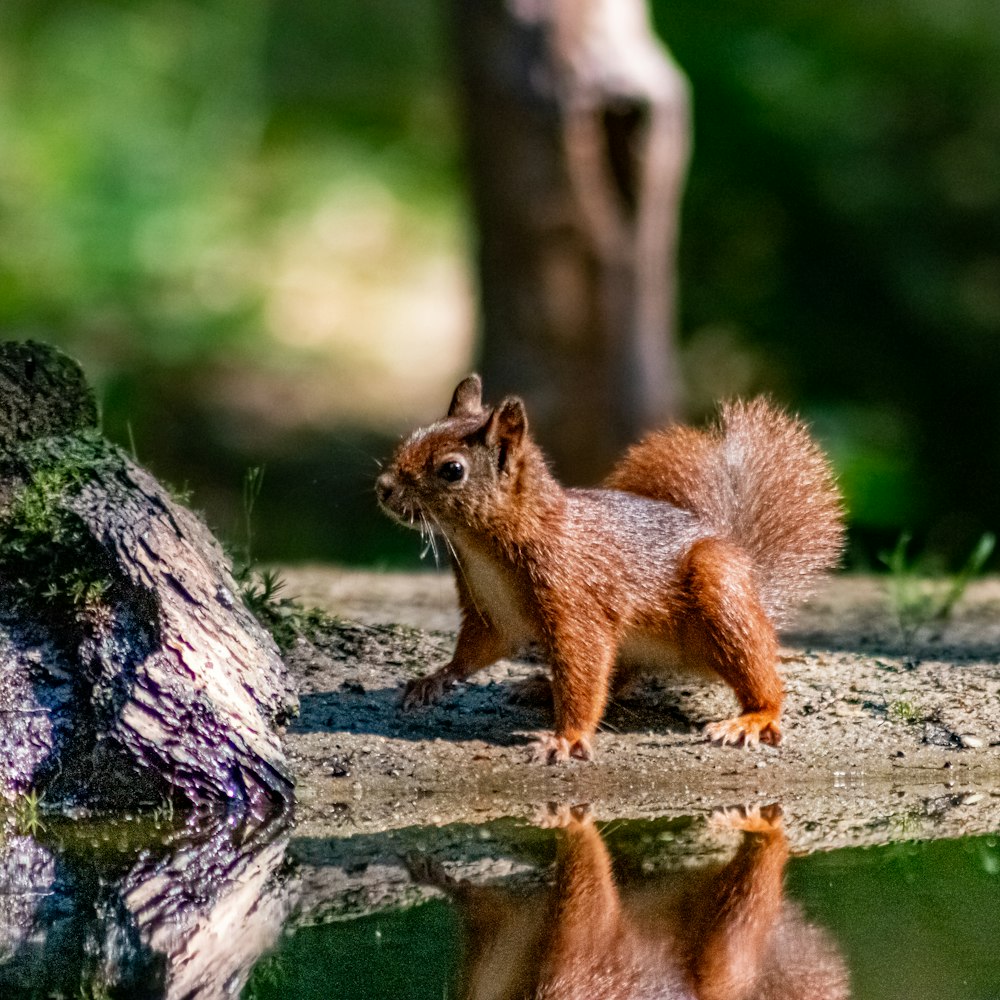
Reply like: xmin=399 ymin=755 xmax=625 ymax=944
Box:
xmin=437 ymin=459 xmax=466 ymax=483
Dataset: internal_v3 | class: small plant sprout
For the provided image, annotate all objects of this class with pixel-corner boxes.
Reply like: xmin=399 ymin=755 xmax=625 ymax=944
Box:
xmin=880 ymin=531 xmax=995 ymax=644
xmin=241 ymin=567 xmax=287 ymax=617
xmin=151 ymin=796 xmax=176 ymax=826
xmin=242 ymin=465 xmax=266 ymax=568
xmin=887 ymin=699 xmax=922 ymax=724
xmin=231 ymin=465 xmax=314 ymax=650
xmin=14 ymin=788 xmax=45 ymax=836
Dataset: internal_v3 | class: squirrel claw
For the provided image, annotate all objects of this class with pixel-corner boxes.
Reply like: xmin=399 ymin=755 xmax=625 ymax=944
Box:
xmin=530 ymin=732 xmax=593 ymax=765
xmin=401 ymin=673 xmax=452 ymax=710
xmin=709 ymin=803 xmax=783 ymax=833
xmin=534 ymin=802 xmax=592 ymax=828
xmin=705 ymin=713 xmax=782 ymax=748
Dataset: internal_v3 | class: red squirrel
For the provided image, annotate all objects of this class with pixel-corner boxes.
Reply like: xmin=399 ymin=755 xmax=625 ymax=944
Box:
xmin=376 ymin=375 xmax=843 ymax=762
xmin=407 ymin=804 xmax=848 ymax=1000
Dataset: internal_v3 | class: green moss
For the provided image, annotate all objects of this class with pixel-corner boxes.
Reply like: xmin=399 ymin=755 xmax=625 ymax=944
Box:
xmin=2 ymin=429 xmax=117 ymax=536
xmin=43 ymin=572 xmax=111 ymax=610
xmin=0 ymin=429 xmax=120 ymax=622
xmin=6 ymin=465 xmax=75 ymax=540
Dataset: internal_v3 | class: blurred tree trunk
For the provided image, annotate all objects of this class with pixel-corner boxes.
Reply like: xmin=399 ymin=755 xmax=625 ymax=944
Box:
xmin=452 ymin=0 xmax=690 ymax=483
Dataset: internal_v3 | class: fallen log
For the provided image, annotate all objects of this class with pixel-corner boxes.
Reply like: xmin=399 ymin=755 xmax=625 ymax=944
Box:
xmin=0 ymin=340 xmax=296 ymax=818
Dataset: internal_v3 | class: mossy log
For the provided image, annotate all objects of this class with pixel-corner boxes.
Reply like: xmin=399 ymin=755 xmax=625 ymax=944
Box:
xmin=0 ymin=341 xmax=296 ymax=818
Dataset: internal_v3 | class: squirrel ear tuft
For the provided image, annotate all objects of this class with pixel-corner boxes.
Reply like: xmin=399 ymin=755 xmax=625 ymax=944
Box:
xmin=485 ymin=397 xmax=527 ymax=470
xmin=448 ymin=374 xmax=484 ymax=417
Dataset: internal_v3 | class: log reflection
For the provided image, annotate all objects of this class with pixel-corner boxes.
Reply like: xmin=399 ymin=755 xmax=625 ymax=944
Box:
xmin=409 ymin=804 xmax=849 ymax=1000
xmin=0 ymin=813 xmax=294 ymax=999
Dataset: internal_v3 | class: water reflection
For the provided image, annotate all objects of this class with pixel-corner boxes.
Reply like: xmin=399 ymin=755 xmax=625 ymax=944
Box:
xmin=407 ymin=804 xmax=848 ymax=1000
xmin=6 ymin=807 xmax=999 ymax=998
xmin=0 ymin=813 xmax=293 ymax=999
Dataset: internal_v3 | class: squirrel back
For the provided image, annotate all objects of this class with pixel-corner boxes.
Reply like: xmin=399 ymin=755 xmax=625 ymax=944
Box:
xmin=606 ymin=398 xmax=843 ymax=624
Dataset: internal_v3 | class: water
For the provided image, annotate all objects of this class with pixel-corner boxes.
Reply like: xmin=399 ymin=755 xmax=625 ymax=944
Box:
xmin=2 ymin=807 xmax=998 ymax=999
xmin=788 ymin=835 xmax=1000 ymax=999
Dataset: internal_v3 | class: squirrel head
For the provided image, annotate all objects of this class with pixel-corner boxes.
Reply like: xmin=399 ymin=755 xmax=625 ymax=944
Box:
xmin=376 ymin=374 xmax=543 ymax=537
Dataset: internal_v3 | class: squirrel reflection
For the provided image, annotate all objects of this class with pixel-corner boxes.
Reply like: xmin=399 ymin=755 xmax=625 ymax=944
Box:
xmin=408 ymin=804 xmax=848 ymax=1000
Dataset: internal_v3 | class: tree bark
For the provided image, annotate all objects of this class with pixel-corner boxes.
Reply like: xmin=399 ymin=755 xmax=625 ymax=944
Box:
xmin=452 ymin=0 xmax=690 ymax=483
xmin=0 ymin=341 xmax=296 ymax=819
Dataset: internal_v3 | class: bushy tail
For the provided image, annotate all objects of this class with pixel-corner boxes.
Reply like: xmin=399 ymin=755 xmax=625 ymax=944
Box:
xmin=606 ymin=398 xmax=844 ymax=623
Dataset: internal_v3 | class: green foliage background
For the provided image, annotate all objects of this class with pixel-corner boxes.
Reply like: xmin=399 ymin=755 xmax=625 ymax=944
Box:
xmin=2 ymin=0 xmax=998 ymax=565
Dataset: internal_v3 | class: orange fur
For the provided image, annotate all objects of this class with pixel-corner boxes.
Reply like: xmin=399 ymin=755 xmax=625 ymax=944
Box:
xmin=408 ymin=805 xmax=849 ymax=999
xmin=377 ymin=375 xmax=844 ymax=760
xmin=607 ymin=398 xmax=844 ymax=625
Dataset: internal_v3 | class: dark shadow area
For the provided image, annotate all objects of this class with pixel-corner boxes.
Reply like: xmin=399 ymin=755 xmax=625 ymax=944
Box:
xmin=785 ymin=581 xmax=1000 ymax=661
xmin=0 ymin=525 xmax=171 ymax=813
xmin=290 ymin=685 xmax=541 ymax=748
xmin=291 ymin=675 xmax=705 ymax=747
xmin=785 ymin=629 xmax=1000 ymax=662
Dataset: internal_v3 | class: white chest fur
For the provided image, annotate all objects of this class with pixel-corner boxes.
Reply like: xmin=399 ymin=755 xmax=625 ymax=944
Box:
xmin=453 ymin=542 xmax=536 ymax=644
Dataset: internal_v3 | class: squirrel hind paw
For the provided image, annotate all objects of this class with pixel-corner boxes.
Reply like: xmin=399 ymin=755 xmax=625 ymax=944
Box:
xmin=709 ymin=802 xmax=784 ymax=833
xmin=508 ymin=671 xmax=553 ymax=707
xmin=530 ymin=733 xmax=593 ymax=765
xmin=404 ymin=853 xmax=455 ymax=887
xmin=533 ymin=802 xmax=593 ymax=828
xmin=704 ymin=712 xmax=782 ymax=749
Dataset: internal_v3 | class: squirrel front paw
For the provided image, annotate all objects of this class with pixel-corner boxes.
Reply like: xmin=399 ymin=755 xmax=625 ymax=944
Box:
xmin=530 ymin=732 xmax=593 ymax=765
xmin=401 ymin=672 xmax=452 ymax=710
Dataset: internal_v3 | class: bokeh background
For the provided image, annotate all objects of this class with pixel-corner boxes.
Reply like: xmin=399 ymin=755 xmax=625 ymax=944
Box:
xmin=3 ymin=0 xmax=999 ymax=569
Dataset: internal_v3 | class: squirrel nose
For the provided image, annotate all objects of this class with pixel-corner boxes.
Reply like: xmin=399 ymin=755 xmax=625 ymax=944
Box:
xmin=375 ymin=472 xmax=396 ymax=505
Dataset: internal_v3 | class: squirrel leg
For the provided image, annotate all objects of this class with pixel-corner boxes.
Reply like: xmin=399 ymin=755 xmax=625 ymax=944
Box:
xmin=679 ymin=538 xmax=783 ymax=748
xmin=532 ymin=632 xmax=615 ymax=764
xmin=402 ymin=613 xmax=510 ymax=709
xmin=684 ymin=805 xmax=788 ymax=1000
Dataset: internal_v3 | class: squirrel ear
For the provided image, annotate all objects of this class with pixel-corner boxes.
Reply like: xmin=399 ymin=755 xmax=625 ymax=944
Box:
xmin=485 ymin=397 xmax=527 ymax=471
xmin=448 ymin=374 xmax=483 ymax=417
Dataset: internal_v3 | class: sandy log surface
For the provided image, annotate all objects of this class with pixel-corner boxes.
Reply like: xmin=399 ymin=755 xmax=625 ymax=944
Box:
xmin=277 ymin=568 xmax=1000 ymax=854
